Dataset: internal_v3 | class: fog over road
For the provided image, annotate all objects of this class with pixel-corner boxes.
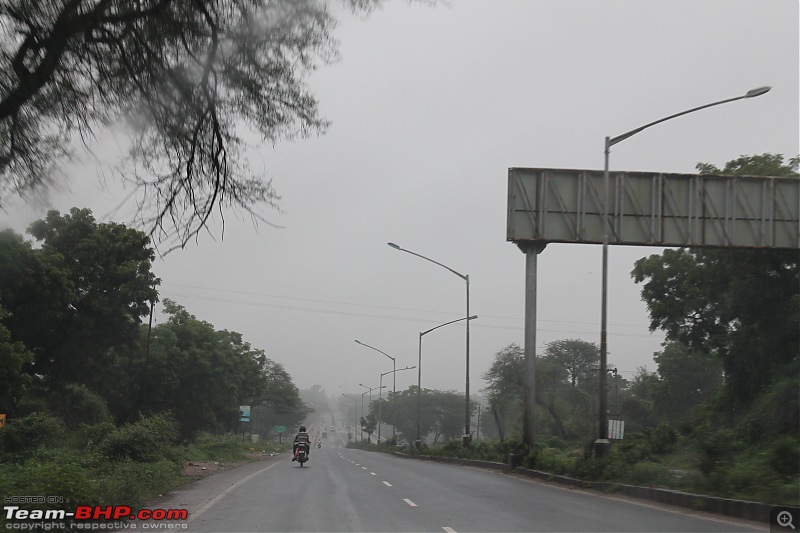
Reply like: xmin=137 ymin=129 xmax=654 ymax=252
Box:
xmin=164 ymin=429 xmax=761 ymax=533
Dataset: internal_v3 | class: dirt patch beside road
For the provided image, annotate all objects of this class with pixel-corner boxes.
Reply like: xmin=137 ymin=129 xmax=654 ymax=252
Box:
xmin=182 ymin=450 xmax=279 ymax=479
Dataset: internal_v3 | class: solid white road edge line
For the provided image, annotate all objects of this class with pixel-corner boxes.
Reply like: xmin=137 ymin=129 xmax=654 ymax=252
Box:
xmin=188 ymin=460 xmax=281 ymax=523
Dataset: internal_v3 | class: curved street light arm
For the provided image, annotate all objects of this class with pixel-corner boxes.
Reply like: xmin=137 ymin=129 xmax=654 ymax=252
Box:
xmin=387 ymin=243 xmax=467 ymax=281
xmin=421 ymin=315 xmax=478 ymax=337
xmin=381 ymin=365 xmax=416 ymax=379
xmin=608 ymin=86 xmax=771 ymax=148
xmin=355 ymin=339 xmax=396 ymax=362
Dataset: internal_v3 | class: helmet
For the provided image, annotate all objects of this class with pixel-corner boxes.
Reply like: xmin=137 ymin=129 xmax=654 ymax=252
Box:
xmin=299 ymin=425 xmax=306 ymax=432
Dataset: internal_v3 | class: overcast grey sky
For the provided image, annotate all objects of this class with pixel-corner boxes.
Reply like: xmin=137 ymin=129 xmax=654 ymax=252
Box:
xmin=2 ymin=0 xmax=798 ymax=399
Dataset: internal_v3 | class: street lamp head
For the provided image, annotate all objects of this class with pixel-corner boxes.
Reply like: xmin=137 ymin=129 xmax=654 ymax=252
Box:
xmin=745 ymin=86 xmax=771 ymax=98
xmin=387 ymin=242 xmax=400 ymax=250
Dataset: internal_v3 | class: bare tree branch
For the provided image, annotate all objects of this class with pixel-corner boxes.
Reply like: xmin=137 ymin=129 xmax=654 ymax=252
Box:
xmin=0 ymin=0 xmax=403 ymax=249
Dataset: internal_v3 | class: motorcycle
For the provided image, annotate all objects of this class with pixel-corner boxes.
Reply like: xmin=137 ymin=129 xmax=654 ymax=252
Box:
xmin=296 ymin=443 xmax=309 ymax=467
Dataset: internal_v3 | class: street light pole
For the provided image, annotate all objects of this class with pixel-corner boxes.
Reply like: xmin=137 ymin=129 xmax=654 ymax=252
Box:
xmin=596 ymin=86 xmax=771 ymax=455
xmin=355 ymin=340 xmax=397 ymax=438
xmin=378 ymin=366 xmax=415 ymax=444
xmin=388 ymin=242 xmax=473 ymax=446
xmin=359 ymin=390 xmax=367 ymax=442
xmin=341 ymin=393 xmax=357 ymax=442
xmin=416 ymin=315 xmax=478 ymax=445
xmin=359 ymin=384 xmax=385 ymax=443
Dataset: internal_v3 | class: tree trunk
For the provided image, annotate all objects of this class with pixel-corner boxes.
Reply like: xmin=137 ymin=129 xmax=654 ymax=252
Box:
xmin=491 ymin=405 xmax=505 ymax=443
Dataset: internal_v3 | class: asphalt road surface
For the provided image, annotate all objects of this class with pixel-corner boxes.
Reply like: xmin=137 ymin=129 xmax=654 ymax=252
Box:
xmin=166 ymin=429 xmax=763 ymax=533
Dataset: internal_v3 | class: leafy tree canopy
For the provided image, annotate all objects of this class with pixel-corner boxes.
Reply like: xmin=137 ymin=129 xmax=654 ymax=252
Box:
xmin=0 ymin=208 xmax=158 ymax=395
xmin=632 ymin=154 xmax=799 ymax=408
xmin=129 ymin=299 xmax=309 ymax=438
xmin=542 ymin=339 xmax=598 ymax=388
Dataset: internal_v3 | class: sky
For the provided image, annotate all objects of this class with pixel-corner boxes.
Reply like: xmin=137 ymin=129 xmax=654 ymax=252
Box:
xmin=1 ymin=0 xmax=798 ymax=401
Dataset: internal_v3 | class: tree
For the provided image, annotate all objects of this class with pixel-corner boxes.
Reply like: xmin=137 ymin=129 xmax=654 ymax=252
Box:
xmin=128 ymin=299 xmax=308 ymax=438
xmin=651 ymin=341 xmax=722 ymax=426
xmin=619 ymin=367 xmax=659 ymax=431
xmin=0 ymin=208 xmax=158 ymax=400
xmin=360 ymin=413 xmax=377 ymax=442
xmin=482 ymin=343 xmax=576 ymax=440
xmin=482 ymin=344 xmax=524 ymax=441
xmin=0 ymin=305 xmax=33 ymax=415
xmin=379 ymin=386 xmax=467 ymax=444
xmin=0 ymin=0 xmax=422 ymax=250
xmin=542 ymin=339 xmax=598 ymax=388
xmin=632 ymin=154 xmax=799 ymax=409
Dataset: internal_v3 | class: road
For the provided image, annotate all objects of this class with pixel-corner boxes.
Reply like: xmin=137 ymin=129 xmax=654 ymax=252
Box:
xmin=172 ymin=429 xmax=762 ymax=532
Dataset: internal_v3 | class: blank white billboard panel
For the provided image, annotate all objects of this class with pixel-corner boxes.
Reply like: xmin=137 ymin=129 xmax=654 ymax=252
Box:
xmin=507 ymin=168 xmax=800 ymax=249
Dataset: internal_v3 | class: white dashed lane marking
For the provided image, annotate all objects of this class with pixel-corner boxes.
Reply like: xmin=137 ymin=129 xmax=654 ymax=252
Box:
xmin=403 ymin=499 xmax=417 ymax=507
xmin=442 ymin=527 xmax=457 ymax=532
xmin=382 ymin=481 xmax=392 ymax=487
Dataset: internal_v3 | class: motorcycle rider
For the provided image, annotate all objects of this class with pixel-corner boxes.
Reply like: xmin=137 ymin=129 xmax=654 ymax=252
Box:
xmin=292 ymin=425 xmax=310 ymax=461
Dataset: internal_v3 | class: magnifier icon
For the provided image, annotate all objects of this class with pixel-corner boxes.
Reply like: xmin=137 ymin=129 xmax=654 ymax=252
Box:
xmin=778 ymin=511 xmax=795 ymax=530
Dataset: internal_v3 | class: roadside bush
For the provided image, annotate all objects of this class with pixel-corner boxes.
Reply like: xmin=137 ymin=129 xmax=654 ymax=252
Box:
xmin=768 ymin=435 xmax=800 ymax=481
xmin=617 ymin=434 xmax=652 ymax=464
xmin=571 ymin=455 xmax=610 ymax=481
xmin=0 ymin=412 xmax=65 ymax=463
xmin=534 ymin=447 xmax=571 ymax=475
xmin=627 ymin=461 xmax=670 ymax=486
xmin=68 ymin=421 xmax=116 ymax=451
xmin=0 ymin=456 xmax=94 ymax=503
xmin=100 ymin=413 xmax=178 ymax=462
xmin=92 ymin=459 xmax=181 ymax=504
xmin=696 ymin=428 xmax=738 ymax=475
xmin=649 ymin=423 xmax=678 ymax=455
xmin=184 ymin=433 xmax=249 ymax=461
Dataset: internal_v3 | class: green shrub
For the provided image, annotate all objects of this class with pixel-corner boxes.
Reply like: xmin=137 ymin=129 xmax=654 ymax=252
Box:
xmin=769 ymin=436 xmax=800 ymax=481
xmin=0 ymin=459 xmax=93 ymax=503
xmin=184 ymin=433 xmax=249 ymax=461
xmin=100 ymin=413 xmax=178 ymax=462
xmin=649 ymin=423 xmax=678 ymax=455
xmin=571 ymin=455 xmax=610 ymax=481
xmin=93 ymin=459 xmax=181 ymax=505
xmin=0 ymin=412 xmax=65 ymax=463
xmin=68 ymin=421 xmax=116 ymax=451
xmin=696 ymin=428 xmax=738 ymax=475
xmin=618 ymin=434 xmax=652 ymax=464
xmin=0 ymin=453 xmax=182 ymax=511
xmin=534 ymin=447 xmax=571 ymax=474
xmin=628 ymin=461 xmax=670 ymax=486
